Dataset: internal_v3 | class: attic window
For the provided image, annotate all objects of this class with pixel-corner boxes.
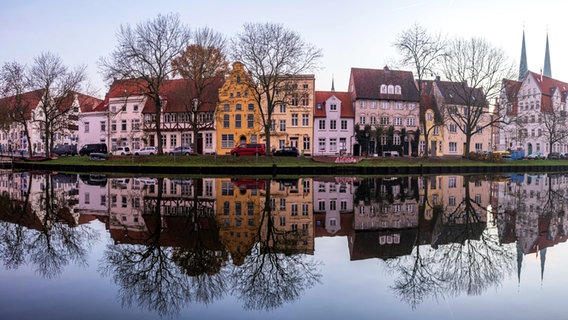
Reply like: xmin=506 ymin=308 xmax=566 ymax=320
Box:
xmin=317 ymin=103 xmax=322 ymax=110
xmin=395 ymin=85 xmax=401 ymax=94
xmin=388 ymin=85 xmax=394 ymax=94
xmin=380 ymin=84 xmax=387 ymax=94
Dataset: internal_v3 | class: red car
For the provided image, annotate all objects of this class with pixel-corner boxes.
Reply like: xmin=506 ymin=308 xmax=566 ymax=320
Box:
xmin=230 ymin=143 xmax=266 ymax=156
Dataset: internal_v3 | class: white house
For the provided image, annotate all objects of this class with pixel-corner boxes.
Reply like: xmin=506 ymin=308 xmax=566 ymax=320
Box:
xmin=313 ymin=91 xmax=354 ymax=156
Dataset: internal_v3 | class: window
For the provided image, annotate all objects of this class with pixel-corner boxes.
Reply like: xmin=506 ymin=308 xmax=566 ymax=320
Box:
xmin=359 ymin=116 xmax=366 ymax=124
xmin=84 ymin=122 xmax=89 ymax=133
xmin=318 ymin=200 xmax=326 ymax=211
xmin=100 ymin=121 xmax=106 ymax=132
xmin=247 ymin=114 xmax=254 ymax=128
xmin=205 ymin=133 xmax=212 ymax=148
xmin=223 ymin=114 xmax=230 ymax=128
xmin=407 ymin=117 xmax=416 ymax=126
xmin=111 ymin=120 xmax=117 ymax=132
xmin=291 ymin=203 xmax=298 ymax=216
xmin=380 ymin=84 xmax=387 ymax=93
xmin=301 ymin=95 xmax=308 ymax=106
xmin=222 ymin=181 xmax=234 ymax=195
xmin=132 ymin=119 xmax=140 ymax=131
xmin=279 ymin=198 xmax=286 ymax=211
xmin=319 ymin=119 xmax=325 ymax=130
xmin=291 ymin=114 xmax=298 ymax=126
xmin=223 ymin=104 xmax=230 ymax=111
xmin=393 ymin=134 xmax=400 ymax=145
xmin=271 ymin=120 xmax=276 ymax=132
xmin=279 ymin=119 xmax=286 ymax=131
xmin=329 ymin=103 xmax=338 ymax=111
xmin=360 ymin=101 xmax=366 ymax=108
xmin=181 ymin=133 xmax=191 ymax=146
xmin=380 ymin=116 xmax=389 ymax=125
xmin=341 ymin=120 xmax=347 ymax=130
xmin=302 ymin=203 xmax=309 ymax=215
xmin=319 ymin=138 xmax=326 ymax=151
xmin=133 ymin=104 xmax=138 ymax=111
xmin=395 ymin=85 xmax=401 ymax=94
xmin=475 ymin=143 xmax=483 ymax=152
xmin=221 ymin=134 xmax=234 ymax=149
xmin=434 ymin=126 xmax=439 ymax=135
xmin=235 ymin=114 xmax=242 ymax=128
xmin=280 ymin=104 xmax=286 ymax=113
xmin=303 ymin=136 xmax=310 ymax=150
xmin=248 ymin=103 xmax=254 ymax=111
xmin=370 ymin=116 xmax=376 ymax=125
xmin=170 ymin=135 xmax=177 ymax=148
xmin=449 ymin=142 xmax=457 ymax=152
xmin=449 ymin=124 xmax=457 ymax=133
xmin=121 ymin=120 xmax=127 ymax=131
xmin=279 ymin=216 xmax=286 ymax=226
xmin=448 ymin=177 xmax=457 ymax=188
xmin=340 ymin=201 xmax=347 ymax=211
xmin=394 ymin=117 xmax=402 ymax=126
xmin=330 ymin=138 xmax=337 ymax=152
xmin=330 ymin=120 xmax=337 ymax=130
xmin=449 ymin=196 xmax=456 ymax=206
xmin=302 ymin=114 xmax=309 ymax=126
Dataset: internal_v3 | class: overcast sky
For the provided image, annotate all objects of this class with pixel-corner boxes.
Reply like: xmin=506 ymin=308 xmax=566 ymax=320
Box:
xmin=1 ymin=0 xmax=566 ymax=98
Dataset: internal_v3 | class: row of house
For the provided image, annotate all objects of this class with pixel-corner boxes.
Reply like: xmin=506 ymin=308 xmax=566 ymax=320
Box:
xmin=5 ymin=51 xmax=568 ymax=157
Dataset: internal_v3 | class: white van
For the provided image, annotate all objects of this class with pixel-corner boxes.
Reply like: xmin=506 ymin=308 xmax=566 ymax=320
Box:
xmin=112 ymin=146 xmax=131 ymax=156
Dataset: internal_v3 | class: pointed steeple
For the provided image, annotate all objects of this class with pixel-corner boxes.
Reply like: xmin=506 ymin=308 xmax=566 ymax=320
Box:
xmin=331 ymin=75 xmax=335 ymax=91
xmin=540 ymin=247 xmax=547 ymax=284
xmin=519 ymin=30 xmax=528 ymax=81
xmin=543 ymin=32 xmax=552 ymax=77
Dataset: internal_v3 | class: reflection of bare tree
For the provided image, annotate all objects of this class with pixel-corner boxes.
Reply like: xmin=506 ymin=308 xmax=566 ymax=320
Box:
xmin=100 ymin=178 xmax=228 ymax=317
xmin=387 ymin=175 xmax=515 ymax=308
xmin=0 ymin=173 xmax=97 ymax=278
xmin=231 ymin=182 xmax=322 ymax=311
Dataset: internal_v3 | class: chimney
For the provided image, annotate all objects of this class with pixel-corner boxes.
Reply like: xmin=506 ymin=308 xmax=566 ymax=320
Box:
xmin=435 ymin=76 xmax=440 ymax=82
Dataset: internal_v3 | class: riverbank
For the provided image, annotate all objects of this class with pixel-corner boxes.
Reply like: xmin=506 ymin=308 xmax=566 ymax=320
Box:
xmin=4 ymin=154 xmax=568 ymax=176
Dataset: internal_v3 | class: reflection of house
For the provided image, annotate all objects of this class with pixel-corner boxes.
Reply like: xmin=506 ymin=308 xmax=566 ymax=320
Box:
xmin=215 ymin=177 xmax=263 ymax=265
xmin=313 ymin=177 xmax=355 ymax=236
xmin=261 ymin=178 xmax=314 ymax=254
xmin=348 ymin=229 xmax=417 ymax=261
xmin=353 ymin=177 xmax=419 ymax=231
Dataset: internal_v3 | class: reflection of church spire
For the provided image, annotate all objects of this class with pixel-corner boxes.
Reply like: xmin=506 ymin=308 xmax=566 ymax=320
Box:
xmin=543 ymin=32 xmax=552 ymax=78
xmin=519 ymin=29 xmax=528 ymax=81
xmin=516 ymin=241 xmax=523 ymax=284
xmin=540 ymin=247 xmax=547 ymax=284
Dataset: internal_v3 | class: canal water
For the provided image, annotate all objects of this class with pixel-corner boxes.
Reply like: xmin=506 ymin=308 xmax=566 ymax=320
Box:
xmin=0 ymin=172 xmax=567 ymax=319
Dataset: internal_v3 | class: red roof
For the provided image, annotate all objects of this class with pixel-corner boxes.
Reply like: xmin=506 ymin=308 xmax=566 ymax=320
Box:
xmin=501 ymin=79 xmax=521 ymax=115
xmin=0 ymin=89 xmax=44 ymax=118
xmin=349 ymin=67 xmax=419 ymax=102
xmin=314 ymin=91 xmax=354 ymax=118
xmin=103 ymin=77 xmax=224 ymax=114
xmin=528 ymin=71 xmax=568 ymax=112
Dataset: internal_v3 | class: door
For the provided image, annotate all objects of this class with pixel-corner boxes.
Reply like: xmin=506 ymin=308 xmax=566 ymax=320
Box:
xmin=290 ymin=138 xmax=298 ymax=148
xmin=431 ymin=141 xmax=437 ymax=157
xmin=528 ymin=143 xmax=533 ymax=155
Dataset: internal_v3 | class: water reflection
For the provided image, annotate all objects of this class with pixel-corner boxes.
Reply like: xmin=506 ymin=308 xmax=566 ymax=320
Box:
xmin=2 ymin=171 xmax=568 ymax=316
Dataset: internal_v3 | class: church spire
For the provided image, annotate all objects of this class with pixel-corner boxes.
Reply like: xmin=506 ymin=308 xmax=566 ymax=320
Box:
xmin=519 ymin=29 xmax=528 ymax=81
xmin=331 ymin=75 xmax=335 ymax=91
xmin=543 ymin=32 xmax=552 ymax=77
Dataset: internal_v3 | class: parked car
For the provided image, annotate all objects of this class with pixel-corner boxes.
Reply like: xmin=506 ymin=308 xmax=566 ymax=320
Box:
xmin=169 ymin=146 xmax=193 ymax=156
xmin=79 ymin=143 xmax=108 ymax=156
xmin=273 ymin=147 xmax=299 ymax=157
xmin=134 ymin=146 xmax=157 ymax=156
xmin=112 ymin=146 xmax=131 ymax=156
xmin=548 ymin=152 xmax=562 ymax=160
xmin=230 ymin=143 xmax=266 ymax=156
xmin=52 ymin=144 xmax=77 ymax=156
xmin=527 ymin=152 xmax=544 ymax=160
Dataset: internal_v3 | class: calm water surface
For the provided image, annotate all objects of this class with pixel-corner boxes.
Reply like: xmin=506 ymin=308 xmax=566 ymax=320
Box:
xmin=0 ymin=172 xmax=567 ymax=319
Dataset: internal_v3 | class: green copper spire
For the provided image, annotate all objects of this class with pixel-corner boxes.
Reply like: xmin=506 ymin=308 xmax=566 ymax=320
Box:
xmin=543 ymin=32 xmax=551 ymax=77
xmin=519 ymin=30 xmax=528 ymax=81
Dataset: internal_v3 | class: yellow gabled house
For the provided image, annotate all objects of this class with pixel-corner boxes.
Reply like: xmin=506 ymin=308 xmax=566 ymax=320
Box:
xmin=216 ymin=62 xmax=263 ymax=154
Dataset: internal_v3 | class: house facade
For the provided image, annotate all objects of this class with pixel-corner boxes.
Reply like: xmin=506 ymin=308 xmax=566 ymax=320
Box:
xmin=216 ymin=62 xmax=262 ymax=155
xmin=499 ymin=71 xmax=568 ymax=155
xmin=269 ymin=75 xmax=315 ymax=154
xmin=349 ymin=66 xmax=420 ymax=156
xmin=313 ymin=91 xmax=354 ymax=156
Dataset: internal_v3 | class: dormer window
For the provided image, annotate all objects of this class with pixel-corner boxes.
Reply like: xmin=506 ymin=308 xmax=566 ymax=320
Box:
xmin=380 ymin=84 xmax=387 ymax=94
xmin=388 ymin=85 xmax=394 ymax=94
xmin=395 ymin=85 xmax=401 ymax=94
xmin=330 ymin=104 xmax=337 ymax=111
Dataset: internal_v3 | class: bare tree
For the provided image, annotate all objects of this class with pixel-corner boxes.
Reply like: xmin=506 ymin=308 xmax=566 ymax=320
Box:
xmin=231 ymin=22 xmax=322 ymax=153
xmin=393 ymin=23 xmax=446 ymax=157
xmin=541 ymin=110 xmax=568 ymax=154
xmin=28 ymin=52 xmax=86 ymax=156
xmin=441 ymin=37 xmax=515 ymax=155
xmin=171 ymin=27 xmax=229 ymax=153
xmin=99 ymin=13 xmax=191 ymax=154
xmin=0 ymin=62 xmax=34 ymax=153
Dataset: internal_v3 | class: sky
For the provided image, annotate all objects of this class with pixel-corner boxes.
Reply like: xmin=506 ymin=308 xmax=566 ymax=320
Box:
xmin=1 ymin=0 xmax=567 ymax=98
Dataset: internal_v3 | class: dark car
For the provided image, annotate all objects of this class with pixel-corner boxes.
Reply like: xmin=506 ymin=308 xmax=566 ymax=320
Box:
xmin=548 ymin=152 xmax=563 ymax=160
xmin=52 ymin=144 xmax=77 ymax=156
xmin=230 ymin=143 xmax=266 ymax=156
xmin=79 ymin=143 xmax=108 ymax=156
xmin=274 ymin=147 xmax=299 ymax=157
